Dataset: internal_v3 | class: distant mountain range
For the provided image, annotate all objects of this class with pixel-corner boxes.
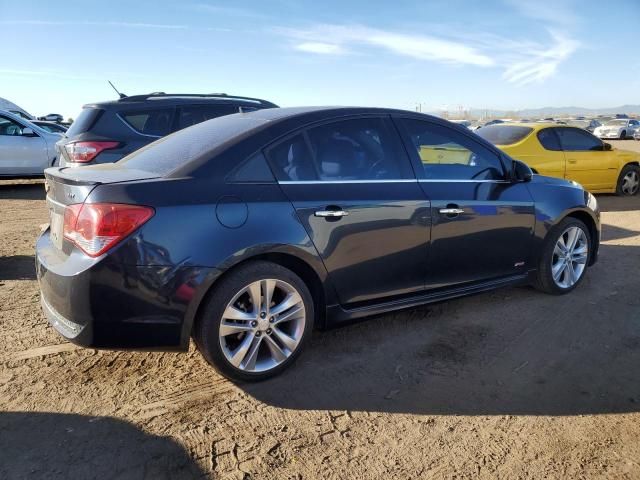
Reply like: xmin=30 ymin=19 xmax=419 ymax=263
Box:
xmin=441 ymin=104 xmax=640 ymax=119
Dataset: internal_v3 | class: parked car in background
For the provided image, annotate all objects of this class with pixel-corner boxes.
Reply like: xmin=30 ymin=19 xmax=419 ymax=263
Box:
xmin=477 ymin=123 xmax=640 ymax=195
xmin=57 ymin=93 xmax=278 ymax=167
xmin=37 ymin=107 xmax=600 ymax=381
xmin=38 ymin=113 xmax=64 ymax=123
xmin=0 ymin=110 xmax=62 ymax=178
xmin=593 ymin=119 xmax=640 ymax=139
xmin=567 ymin=119 xmax=602 ymax=133
xmin=634 ymin=129 xmax=640 ymax=141
xmin=31 ymin=121 xmax=68 ymax=134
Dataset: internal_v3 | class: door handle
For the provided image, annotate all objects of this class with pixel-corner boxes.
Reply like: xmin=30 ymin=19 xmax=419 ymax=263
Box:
xmin=439 ymin=208 xmax=465 ymax=215
xmin=568 ymin=159 xmax=577 ymax=164
xmin=315 ymin=210 xmax=349 ymax=218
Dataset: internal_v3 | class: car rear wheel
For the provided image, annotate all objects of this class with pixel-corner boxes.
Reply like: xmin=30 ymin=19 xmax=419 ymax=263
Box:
xmin=194 ymin=261 xmax=314 ymax=382
xmin=533 ymin=218 xmax=591 ymax=295
xmin=616 ymin=165 xmax=640 ymax=196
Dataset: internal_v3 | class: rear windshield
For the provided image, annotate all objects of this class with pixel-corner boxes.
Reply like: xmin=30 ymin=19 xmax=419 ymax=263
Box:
xmin=117 ymin=113 xmax=268 ymax=175
xmin=476 ymin=125 xmax=533 ymax=145
xmin=65 ymin=108 xmax=102 ymax=137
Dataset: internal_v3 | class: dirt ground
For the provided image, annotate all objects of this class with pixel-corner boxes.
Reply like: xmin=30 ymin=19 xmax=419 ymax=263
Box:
xmin=1 ymin=140 xmax=639 ymax=479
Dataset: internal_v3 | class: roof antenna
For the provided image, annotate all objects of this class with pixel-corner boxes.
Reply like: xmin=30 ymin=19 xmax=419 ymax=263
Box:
xmin=108 ymin=80 xmax=127 ymax=99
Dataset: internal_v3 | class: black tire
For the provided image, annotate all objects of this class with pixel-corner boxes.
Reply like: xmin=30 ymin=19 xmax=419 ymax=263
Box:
xmin=532 ymin=217 xmax=592 ymax=295
xmin=616 ymin=164 xmax=640 ymax=196
xmin=194 ymin=261 xmax=314 ymax=382
xmin=620 ymin=130 xmax=627 ymax=139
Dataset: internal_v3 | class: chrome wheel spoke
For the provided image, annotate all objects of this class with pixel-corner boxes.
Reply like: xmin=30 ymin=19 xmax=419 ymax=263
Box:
xmin=229 ymin=332 xmax=256 ymax=368
xmin=565 ymin=227 xmax=579 ymax=250
xmin=552 ymin=261 xmax=565 ymax=281
xmin=264 ymin=335 xmax=288 ymax=363
xmin=219 ymin=278 xmax=306 ymax=373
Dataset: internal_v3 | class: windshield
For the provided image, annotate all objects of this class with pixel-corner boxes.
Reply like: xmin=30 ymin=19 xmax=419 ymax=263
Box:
xmin=475 ymin=125 xmax=534 ymax=145
xmin=605 ymin=120 xmax=627 ymax=126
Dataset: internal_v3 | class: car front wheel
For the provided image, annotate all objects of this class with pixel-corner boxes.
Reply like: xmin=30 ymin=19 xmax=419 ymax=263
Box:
xmin=533 ymin=218 xmax=591 ymax=295
xmin=620 ymin=130 xmax=627 ymax=139
xmin=194 ymin=261 xmax=314 ymax=382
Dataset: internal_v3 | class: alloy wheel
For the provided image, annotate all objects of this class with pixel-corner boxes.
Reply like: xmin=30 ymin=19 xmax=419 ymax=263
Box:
xmin=551 ymin=226 xmax=589 ymax=289
xmin=621 ymin=170 xmax=640 ymax=195
xmin=218 ymin=279 xmax=306 ymax=373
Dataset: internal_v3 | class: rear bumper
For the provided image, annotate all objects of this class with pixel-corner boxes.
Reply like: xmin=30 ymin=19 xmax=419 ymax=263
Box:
xmin=36 ymin=229 xmax=217 ymax=351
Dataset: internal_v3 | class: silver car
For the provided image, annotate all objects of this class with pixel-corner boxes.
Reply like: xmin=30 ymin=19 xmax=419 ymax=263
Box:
xmin=0 ymin=110 xmax=61 ymax=177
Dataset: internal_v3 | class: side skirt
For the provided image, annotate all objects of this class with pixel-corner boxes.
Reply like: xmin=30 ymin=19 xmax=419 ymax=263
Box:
xmin=325 ymin=273 xmax=532 ymax=327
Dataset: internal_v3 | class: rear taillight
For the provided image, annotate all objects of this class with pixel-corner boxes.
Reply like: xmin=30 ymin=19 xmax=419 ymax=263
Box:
xmin=63 ymin=203 xmax=154 ymax=257
xmin=64 ymin=141 xmax=119 ymax=163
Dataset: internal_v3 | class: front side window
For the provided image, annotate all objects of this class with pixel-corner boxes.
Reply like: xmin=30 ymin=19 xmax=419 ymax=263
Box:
xmin=555 ymin=128 xmax=603 ymax=151
xmin=0 ymin=116 xmax=25 ymax=136
xmin=121 ymin=108 xmax=174 ymax=136
xmin=537 ymin=128 xmax=562 ymax=151
xmin=177 ymin=104 xmax=240 ymax=130
xmin=266 ymin=117 xmax=413 ymax=182
xmin=400 ymin=118 xmax=504 ymax=180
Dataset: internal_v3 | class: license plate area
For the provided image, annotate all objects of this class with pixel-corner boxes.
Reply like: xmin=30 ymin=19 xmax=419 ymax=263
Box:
xmin=49 ymin=207 xmax=64 ymax=250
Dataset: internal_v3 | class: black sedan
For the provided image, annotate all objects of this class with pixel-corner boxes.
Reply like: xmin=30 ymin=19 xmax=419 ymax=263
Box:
xmin=36 ymin=107 xmax=600 ymax=381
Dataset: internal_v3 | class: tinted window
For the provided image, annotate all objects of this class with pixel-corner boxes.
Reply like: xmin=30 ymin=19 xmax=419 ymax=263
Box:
xmin=177 ymin=104 xmax=240 ymax=130
xmin=121 ymin=108 xmax=173 ymax=136
xmin=229 ymin=152 xmax=275 ymax=183
xmin=267 ymin=134 xmax=316 ymax=181
xmin=400 ymin=118 xmax=504 ymax=180
xmin=537 ymin=128 xmax=561 ymax=151
xmin=556 ymin=128 xmax=602 ymax=151
xmin=476 ymin=125 xmax=533 ymax=145
xmin=0 ymin=116 xmax=24 ymax=136
xmin=306 ymin=117 xmax=412 ymax=180
xmin=65 ymin=108 xmax=101 ymax=137
xmin=118 ymin=114 xmax=268 ymax=175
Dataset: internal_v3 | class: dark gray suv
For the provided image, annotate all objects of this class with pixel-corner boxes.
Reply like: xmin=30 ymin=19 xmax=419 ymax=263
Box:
xmin=56 ymin=93 xmax=278 ymax=167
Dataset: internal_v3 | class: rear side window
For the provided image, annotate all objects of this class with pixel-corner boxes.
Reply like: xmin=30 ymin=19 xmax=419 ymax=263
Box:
xmin=475 ymin=125 xmax=533 ymax=145
xmin=120 ymin=108 xmax=174 ymax=137
xmin=400 ymin=118 xmax=504 ymax=181
xmin=177 ymin=104 xmax=240 ymax=130
xmin=65 ymin=108 xmax=102 ymax=137
xmin=537 ymin=128 xmax=561 ymax=151
xmin=267 ymin=134 xmax=316 ymax=181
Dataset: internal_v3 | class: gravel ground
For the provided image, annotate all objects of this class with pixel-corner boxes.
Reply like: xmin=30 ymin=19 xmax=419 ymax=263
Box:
xmin=1 ymin=140 xmax=639 ymax=479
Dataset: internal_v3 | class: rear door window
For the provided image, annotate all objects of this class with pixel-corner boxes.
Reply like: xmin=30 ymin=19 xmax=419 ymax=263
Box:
xmin=475 ymin=125 xmax=533 ymax=145
xmin=120 ymin=108 xmax=174 ymax=137
xmin=176 ymin=104 xmax=240 ymax=130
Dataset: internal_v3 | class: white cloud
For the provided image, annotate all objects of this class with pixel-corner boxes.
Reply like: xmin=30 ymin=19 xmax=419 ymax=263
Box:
xmin=280 ymin=24 xmax=494 ymax=67
xmin=502 ymin=31 xmax=579 ymax=85
xmin=295 ymin=42 xmax=346 ymax=55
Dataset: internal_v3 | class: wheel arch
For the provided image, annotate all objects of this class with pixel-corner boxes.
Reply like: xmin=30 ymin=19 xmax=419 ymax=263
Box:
xmin=564 ymin=210 xmax=599 ymax=266
xmin=182 ymin=248 xmax=332 ymax=349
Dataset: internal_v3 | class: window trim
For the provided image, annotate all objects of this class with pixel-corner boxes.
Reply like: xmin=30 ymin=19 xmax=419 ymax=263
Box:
xmin=392 ymin=115 xmax=509 ymax=181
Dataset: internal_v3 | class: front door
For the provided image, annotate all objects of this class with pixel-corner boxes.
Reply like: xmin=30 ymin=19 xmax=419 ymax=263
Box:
xmin=266 ymin=116 xmax=431 ymax=306
xmin=0 ymin=115 xmax=48 ymax=175
xmin=395 ymin=117 xmax=536 ymax=289
xmin=555 ymin=127 xmax=618 ymax=191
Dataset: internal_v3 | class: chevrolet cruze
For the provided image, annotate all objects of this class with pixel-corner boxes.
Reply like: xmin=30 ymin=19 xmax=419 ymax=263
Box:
xmin=36 ymin=107 xmax=600 ymax=381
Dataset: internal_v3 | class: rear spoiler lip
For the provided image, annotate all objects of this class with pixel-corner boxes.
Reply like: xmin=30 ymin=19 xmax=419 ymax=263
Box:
xmin=44 ymin=167 xmax=161 ymax=187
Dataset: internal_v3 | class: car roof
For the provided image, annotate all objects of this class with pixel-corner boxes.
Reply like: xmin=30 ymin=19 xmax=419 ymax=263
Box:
xmin=84 ymin=93 xmax=279 ymax=109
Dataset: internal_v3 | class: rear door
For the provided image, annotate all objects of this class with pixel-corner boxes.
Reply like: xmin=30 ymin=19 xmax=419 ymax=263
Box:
xmin=266 ymin=116 xmax=431 ymax=306
xmin=0 ymin=114 xmax=48 ymax=175
xmin=395 ymin=117 xmax=535 ymax=289
xmin=555 ymin=127 xmax=617 ymax=190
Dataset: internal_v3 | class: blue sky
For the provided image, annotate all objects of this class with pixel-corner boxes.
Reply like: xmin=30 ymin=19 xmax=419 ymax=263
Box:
xmin=1 ymin=0 xmax=639 ymax=118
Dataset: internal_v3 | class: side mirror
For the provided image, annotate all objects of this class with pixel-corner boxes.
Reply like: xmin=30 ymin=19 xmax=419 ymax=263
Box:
xmin=603 ymin=142 xmax=613 ymax=151
xmin=512 ymin=159 xmax=533 ymax=182
xmin=21 ymin=127 xmax=37 ymax=137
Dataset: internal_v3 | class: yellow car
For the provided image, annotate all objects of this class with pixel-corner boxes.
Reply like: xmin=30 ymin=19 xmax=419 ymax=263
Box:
xmin=476 ymin=123 xmax=640 ymax=195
